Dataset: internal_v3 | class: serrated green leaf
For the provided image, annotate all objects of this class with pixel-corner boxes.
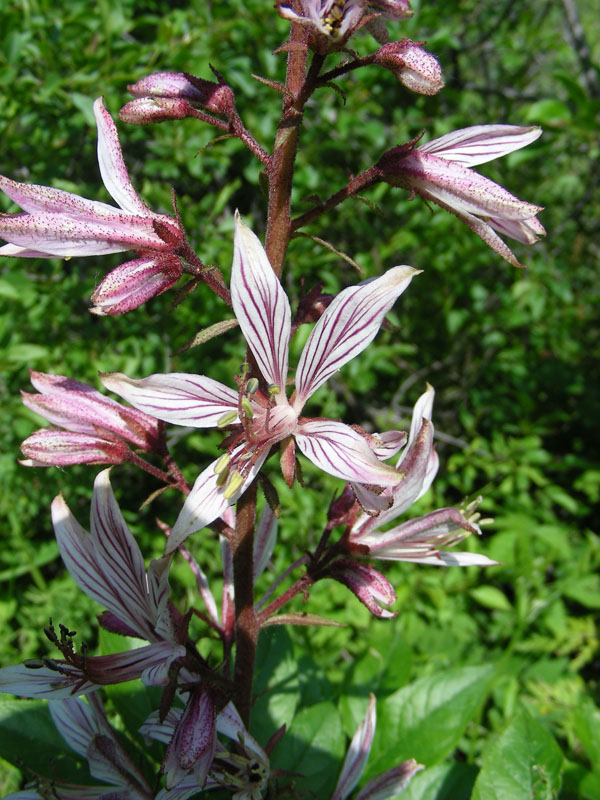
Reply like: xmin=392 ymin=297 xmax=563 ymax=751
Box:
xmin=471 ymin=707 xmax=563 ymax=800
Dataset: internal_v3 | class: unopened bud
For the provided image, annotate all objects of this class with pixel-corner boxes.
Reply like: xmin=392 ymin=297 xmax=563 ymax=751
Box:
xmin=375 ymin=40 xmax=444 ymax=96
xmin=119 ymin=97 xmax=194 ymax=125
xmin=90 ymin=256 xmax=183 ymax=316
xmin=217 ymin=410 xmax=239 ymax=428
xmin=126 ymin=71 xmax=236 ymax=118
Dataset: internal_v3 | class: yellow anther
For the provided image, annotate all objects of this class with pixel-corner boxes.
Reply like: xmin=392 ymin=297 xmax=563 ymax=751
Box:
xmin=216 ymin=468 xmax=230 ymax=487
xmin=217 ymin=410 xmax=238 ymax=428
xmin=241 ymin=397 xmax=254 ymax=419
xmin=214 ymin=453 xmax=231 ymax=475
xmin=223 ymin=470 xmax=244 ymax=500
xmin=245 ymin=377 xmax=259 ymax=395
xmin=268 ymin=384 xmax=280 ymax=397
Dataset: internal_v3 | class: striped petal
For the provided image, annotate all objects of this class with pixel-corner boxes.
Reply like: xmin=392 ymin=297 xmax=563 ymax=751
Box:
xmin=100 ymin=371 xmax=238 ymax=427
xmin=231 ymin=213 xmax=291 ymax=392
xmin=94 ymin=97 xmax=153 ymax=217
xmin=331 ymin=694 xmax=376 ymax=800
xmin=294 ymin=267 xmax=419 ymax=409
xmin=295 ymin=420 xmax=402 ymax=486
xmin=418 ymin=125 xmax=542 ymax=167
xmin=0 ymin=663 xmax=95 ymax=699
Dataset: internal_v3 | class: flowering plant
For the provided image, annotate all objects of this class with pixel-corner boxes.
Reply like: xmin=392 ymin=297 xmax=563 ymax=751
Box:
xmin=0 ymin=2 xmax=551 ymax=797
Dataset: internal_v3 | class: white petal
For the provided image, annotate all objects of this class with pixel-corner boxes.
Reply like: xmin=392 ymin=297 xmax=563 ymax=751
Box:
xmin=294 ymin=267 xmax=419 ymax=409
xmin=331 ymin=694 xmax=376 ymax=800
xmin=94 ymin=97 xmax=152 ymax=216
xmin=231 ymin=213 xmax=291 ymax=392
xmin=295 ymin=420 xmax=401 ymax=485
xmin=418 ymin=125 xmax=542 ymax=167
xmin=100 ymin=371 xmax=238 ymax=427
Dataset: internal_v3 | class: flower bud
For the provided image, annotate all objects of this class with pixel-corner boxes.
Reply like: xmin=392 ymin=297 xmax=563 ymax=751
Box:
xmin=329 ymin=560 xmax=397 ymax=618
xmin=124 ymin=71 xmax=236 ymax=118
xmin=20 ymin=370 xmax=163 ymax=467
xmin=375 ymin=40 xmax=444 ymax=95
xmin=90 ymin=256 xmax=183 ymax=316
xmin=119 ymin=97 xmax=195 ymax=125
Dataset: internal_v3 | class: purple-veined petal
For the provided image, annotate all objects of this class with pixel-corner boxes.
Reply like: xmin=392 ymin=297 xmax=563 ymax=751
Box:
xmin=231 ymin=213 xmax=291 ymax=393
xmin=94 ymin=97 xmax=153 ymax=217
xmin=418 ymin=125 xmax=542 ymax=167
xmin=49 ymin=695 xmax=105 ymax=757
xmin=0 ymin=663 xmax=95 ymax=699
xmin=52 ymin=470 xmax=163 ymax=641
xmin=21 ymin=429 xmax=130 ymax=466
xmin=331 ymin=694 xmax=376 ymax=800
xmin=296 ymin=420 xmax=402 ymax=486
xmin=100 ymin=372 xmax=238 ymax=428
xmin=164 ymin=689 xmax=216 ymax=789
xmin=165 ymin=448 xmax=269 ymax=555
xmin=354 ymin=759 xmax=424 ymax=800
xmin=370 ymin=429 xmax=408 ymax=460
xmin=90 ymin=470 xmax=158 ymax=638
xmin=294 ymin=266 xmax=419 ymax=409
xmin=353 ymin=418 xmax=435 ymax=537
xmin=0 ymin=210 xmax=169 ymax=256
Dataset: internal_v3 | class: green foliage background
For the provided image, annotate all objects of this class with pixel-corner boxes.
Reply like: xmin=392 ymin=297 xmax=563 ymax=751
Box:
xmin=0 ymin=0 xmax=598 ymax=796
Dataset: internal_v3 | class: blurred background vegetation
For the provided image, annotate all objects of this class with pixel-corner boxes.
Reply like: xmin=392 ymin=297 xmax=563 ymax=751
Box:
xmin=0 ymin=0 xmax=598 ymax=796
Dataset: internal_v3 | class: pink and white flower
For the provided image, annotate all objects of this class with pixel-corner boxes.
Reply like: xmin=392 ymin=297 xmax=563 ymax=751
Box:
xmin=276 ymin=1 xmax=367 ymax=52
xmin=377 ymin=125 xmax=546 ymax=267
xmin=347 ymin=385 xmax=498 ymax=567
xmin=101 ymin=214 xmax=419 ymax=553
xmin=0 ymin=470 xmax=185 ymax=700
xmin=0 ymin=98 xmax=184 ymax=313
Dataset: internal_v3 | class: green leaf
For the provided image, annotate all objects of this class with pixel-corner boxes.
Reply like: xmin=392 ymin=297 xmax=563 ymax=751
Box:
xmin=274 ymin=701 xmax=345 ymax=797
xmin=471 ymin=707 xmax=563 ymax=800
xmin=402 ymin=762 xmax=478 ymax=800
xmin=251 ymin=627 xmax=300 ymax=745
xmin=0 ymin=697 xmax=92 ymax=783
xmin=573 ymin=700 xmax=600 ymax=767
xmin=367 ymin=664 xmax=495 ymax=775
xmin=469 ymin=586 xmax=513 ymax=612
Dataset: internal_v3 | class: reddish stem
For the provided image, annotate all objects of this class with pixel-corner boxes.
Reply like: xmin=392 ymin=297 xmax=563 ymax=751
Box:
xmin=231 ymin=479 xmax=259 ymax=726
